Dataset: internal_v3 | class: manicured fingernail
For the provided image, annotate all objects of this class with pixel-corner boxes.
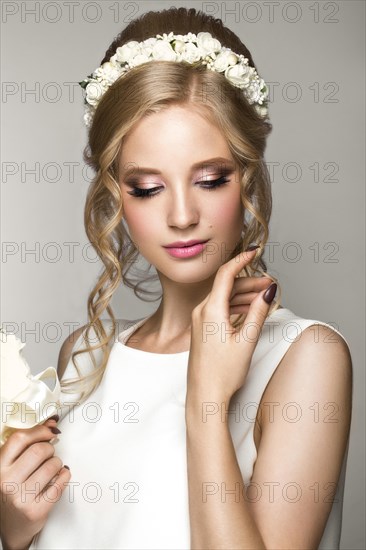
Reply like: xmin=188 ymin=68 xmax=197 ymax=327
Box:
xmin=63 ymin=465 xmax=70 ymax=470
xmin=263 ymin=283 xmax=277 ymax=304
xmin=48 ymin=415 xmax=59 ymax=422
xmin=245 ymin=244 xmax=260 ymax=251
xmin=50 ymin=427 xmax=61 ymax=434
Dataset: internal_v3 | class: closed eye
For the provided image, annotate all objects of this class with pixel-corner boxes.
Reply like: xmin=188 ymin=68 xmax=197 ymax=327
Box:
xmin=127 ymin=175 xmax=231 ymax=199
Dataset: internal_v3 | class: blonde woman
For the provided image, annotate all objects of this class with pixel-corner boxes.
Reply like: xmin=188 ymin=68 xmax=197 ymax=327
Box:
xmin=0 ymin=7 xmax=352 ymax=550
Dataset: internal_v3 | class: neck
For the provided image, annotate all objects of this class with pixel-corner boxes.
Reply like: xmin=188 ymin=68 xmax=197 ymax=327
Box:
xmin=149 ymin=270 xmax=217 ymax=339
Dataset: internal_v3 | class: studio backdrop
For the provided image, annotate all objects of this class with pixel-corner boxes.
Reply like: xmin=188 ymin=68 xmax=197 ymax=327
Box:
xmin=1 ymin=1 xmax=365 ymax=548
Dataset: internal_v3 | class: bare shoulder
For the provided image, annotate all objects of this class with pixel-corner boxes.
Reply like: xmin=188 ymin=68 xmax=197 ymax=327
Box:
xmin=248 ymin=323 xmax=353 ymax=547
xmin=260 ymin=323 xmax=353 ymax=428
xmin=57 ymin=324 xmax=88 ymax=380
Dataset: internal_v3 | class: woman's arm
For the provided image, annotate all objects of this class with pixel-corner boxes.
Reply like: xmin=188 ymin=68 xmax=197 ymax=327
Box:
xmin=185 ymin=324 xmax=352 ymax=549
xmin=0 ymin=327 xmax=81 ymax=550
xmin=0 ymin=420 xmax=70 ymax=550
xmin=186 ymin=406 xmax=266 ymax=549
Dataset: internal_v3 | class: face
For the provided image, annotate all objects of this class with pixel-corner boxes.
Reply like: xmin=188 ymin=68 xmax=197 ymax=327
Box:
xmin=118 ymin=104 xmax=244 ymax=284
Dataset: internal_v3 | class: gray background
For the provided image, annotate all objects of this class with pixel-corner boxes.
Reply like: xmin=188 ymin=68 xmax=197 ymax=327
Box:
xmin=1 ymin=1 xmax=365 ymax=547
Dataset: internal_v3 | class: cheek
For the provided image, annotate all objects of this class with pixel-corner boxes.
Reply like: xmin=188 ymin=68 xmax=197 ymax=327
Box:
xmin=208 ymin=190 xmax=243 ymax=229
xmin=122 ymin=201 xmax=160 ymax=242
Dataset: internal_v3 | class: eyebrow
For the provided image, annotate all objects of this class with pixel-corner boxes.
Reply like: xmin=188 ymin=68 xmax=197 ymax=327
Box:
xmin=120 ymin=157 xmax=236 ymax=179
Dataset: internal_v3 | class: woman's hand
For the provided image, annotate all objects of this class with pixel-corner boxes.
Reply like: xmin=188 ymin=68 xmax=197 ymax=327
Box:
xmin=186 ymin=247 xmax=277 ymax=413
xmin=0 ymin=417 xmax=71 ymax=550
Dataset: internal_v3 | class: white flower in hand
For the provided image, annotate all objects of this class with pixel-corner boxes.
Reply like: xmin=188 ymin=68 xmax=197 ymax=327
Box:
xmin=0 ymin=327 xmax=61 ymax=446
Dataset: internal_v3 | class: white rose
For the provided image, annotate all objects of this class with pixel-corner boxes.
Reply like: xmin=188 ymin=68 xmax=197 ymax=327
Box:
xmin=115 ymin=41 xmax=141 ymax=64
xmin=245 ymin=78 xmax=264 ymax=103
xmin=225 ymin=62 xmax=251 ymax=87
xmin=85 ymin=81 xmax=108 ymax=106
xmin=152 ymin=40 xmax=177 ymax=61
xmin=129 ymin=53 xmax=150 ymax=67
xmin=212 ymin=50 xmax=237 ymax=72
xmin=0 ymin=328 xmax=61 ymax=446
xmin=180 ymin=42 xmax=202 ymax=63
xmin=196 ymin=32 xmax=221 ymax=54
xmin=0 ymin=331 xmax=30 ymax=400
xmin=172 ymin=39 xmax=185 ymax=54
xmin=96 ymin=62 xmax=123 ymax=85
xmin=143 ymin=37 xmax=158 ymax=48
xmin=109 ymin=53 xmax=119 ymax=65
xmin=185 ymin=32 xmax=197 ymax=42
xmin=142 ymin=37 xmax=158 ymax=56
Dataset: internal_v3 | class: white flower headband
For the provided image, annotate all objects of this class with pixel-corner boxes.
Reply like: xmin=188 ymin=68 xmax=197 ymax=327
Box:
xmin=79 ymin=31 xmax=269 ymax=127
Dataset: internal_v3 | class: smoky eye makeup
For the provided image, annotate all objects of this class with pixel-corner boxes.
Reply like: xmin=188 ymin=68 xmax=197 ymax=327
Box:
xmin=123 ymin=166 xmax=235 ymax=200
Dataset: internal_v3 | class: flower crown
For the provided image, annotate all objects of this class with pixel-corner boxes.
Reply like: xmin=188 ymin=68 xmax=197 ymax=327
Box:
xmin=79 ymin=31 xmax=269 ymax=128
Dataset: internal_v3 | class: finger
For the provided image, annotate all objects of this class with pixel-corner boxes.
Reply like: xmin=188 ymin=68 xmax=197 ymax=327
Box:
xmin=0 ymin=424 xmax=58 ymax=466
xmin=230 ymin=277 xmax=274 ymax=301
xmin=44 ymin=414 xmax=60 ymax=422
xmin=230 ymin=304 xmax=251 ymax=314
xmin=230 ymin=291 xmax=258 ymax=306
xmin=15 ymin=441 xmax=56 ymax=481
xmin=229 ymin=277 xmax=273 ymax=300
xmin=24 ymin=455 xmax=63 ymax=496
xmin=41 ymin=465 xmax=71 ymax=497
xmin=43 ymin=417 xmax=59 ymax=427
xmin=240 ymin=282 xmax=278 ymax=354
xmin=208 ymin=247 xmax=261 ymax=313
xmin=37 ymin=467 xmax=71 ymax=516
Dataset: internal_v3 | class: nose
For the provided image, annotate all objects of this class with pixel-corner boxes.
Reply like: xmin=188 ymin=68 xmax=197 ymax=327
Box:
xmin=166 ymin=184 xmax=199 ymax=230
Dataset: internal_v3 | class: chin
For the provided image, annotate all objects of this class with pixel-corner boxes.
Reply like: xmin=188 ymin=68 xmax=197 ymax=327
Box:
xmin=154 ymin=257 xmax=222 ymax=284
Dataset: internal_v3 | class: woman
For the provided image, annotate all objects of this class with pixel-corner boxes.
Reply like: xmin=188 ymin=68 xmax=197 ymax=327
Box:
xmin=0 ymin=7 xmax=352 ymax=550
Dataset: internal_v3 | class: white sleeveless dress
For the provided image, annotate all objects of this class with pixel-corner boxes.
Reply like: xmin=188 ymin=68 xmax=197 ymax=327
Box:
xmin=28 ymin=307 xmax=351 ymax=550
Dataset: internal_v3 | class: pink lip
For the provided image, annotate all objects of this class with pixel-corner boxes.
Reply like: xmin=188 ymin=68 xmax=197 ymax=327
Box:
xmin=164 ymin=239 xmax=209 ymax=248
xmin=163 ymin=240 xmax=209 ymax=259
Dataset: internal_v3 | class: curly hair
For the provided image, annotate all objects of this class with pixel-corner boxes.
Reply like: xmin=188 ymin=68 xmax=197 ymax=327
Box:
xmin=62 ymin=6 xmax=281 ymax=403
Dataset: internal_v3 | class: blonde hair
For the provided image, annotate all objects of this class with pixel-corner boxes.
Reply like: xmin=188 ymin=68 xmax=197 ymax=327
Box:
xmin=62 ymin=7 xmax=281 ymax=403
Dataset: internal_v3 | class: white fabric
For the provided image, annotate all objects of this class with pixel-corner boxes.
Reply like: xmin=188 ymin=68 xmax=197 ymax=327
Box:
xmin=27 ymin=307 xmax=350 ymax=549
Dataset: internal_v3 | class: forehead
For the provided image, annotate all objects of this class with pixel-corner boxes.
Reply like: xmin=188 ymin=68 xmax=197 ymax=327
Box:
xmin=119 ymin=104 xmax=233 ymax=165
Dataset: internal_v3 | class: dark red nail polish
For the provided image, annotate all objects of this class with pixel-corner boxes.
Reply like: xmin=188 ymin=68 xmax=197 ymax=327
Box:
xmin=48 ymin=415 xmax=59 ymax=422
xmin=50 ymin=427 xmax=61 ymax=434
xmin=263 ymin=283 xmax=277 ymax=304
xmin=63 ymin=465 xmax=70 ymax=470
xmin=245 ymin=244 xmax=260 ymax=251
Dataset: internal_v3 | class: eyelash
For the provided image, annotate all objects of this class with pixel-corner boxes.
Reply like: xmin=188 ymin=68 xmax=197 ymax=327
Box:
xmin=127 ymin=175 xmax=230 ymax=199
